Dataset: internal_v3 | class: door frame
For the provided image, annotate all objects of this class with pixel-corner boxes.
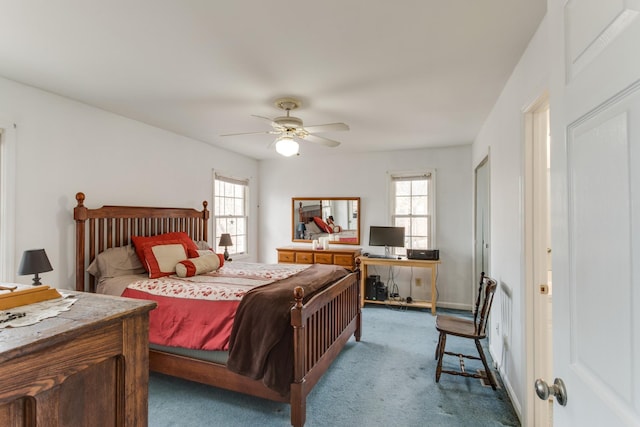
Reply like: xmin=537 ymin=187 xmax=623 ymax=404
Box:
xmin=473 ymin=153 xmax=490 ymax=306
xmin=523 ymin=93 xmax=552 ymax=426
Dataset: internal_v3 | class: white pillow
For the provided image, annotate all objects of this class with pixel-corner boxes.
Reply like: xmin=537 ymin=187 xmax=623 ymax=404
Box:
xmin=175 ymin=254 xmax=221 ymax=277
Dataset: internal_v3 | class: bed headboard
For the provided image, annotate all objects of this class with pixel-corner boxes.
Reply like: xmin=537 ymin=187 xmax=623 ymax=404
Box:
xmin=298 ymin=201 xmax=322 ymax=224
xmin=74 ymin=192 xmax=209 ymax=292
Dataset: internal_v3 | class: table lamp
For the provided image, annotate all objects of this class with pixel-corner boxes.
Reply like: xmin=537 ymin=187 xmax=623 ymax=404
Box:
xmin=18 ymin=249 xmax=53 ymax=286
xmin=218 ymin=233 xmax=233 ymax=261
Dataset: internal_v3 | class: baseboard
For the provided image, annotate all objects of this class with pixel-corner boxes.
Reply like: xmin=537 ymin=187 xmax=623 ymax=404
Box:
xmin=489 ymin=346 xmax=523 ymax=424
xmin=434 ymin=301 xmax=472 ymax=311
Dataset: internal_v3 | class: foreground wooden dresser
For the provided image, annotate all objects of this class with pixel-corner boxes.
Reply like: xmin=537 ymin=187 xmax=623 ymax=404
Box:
xmin=0 ymin=291 xmax=156 ymax=426
xmin=277 ymin=246 xmax=361 ymax=270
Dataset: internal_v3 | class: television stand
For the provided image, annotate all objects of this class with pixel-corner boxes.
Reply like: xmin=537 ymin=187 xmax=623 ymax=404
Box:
xmin=358 ymin=256 xmax=441 ymax=315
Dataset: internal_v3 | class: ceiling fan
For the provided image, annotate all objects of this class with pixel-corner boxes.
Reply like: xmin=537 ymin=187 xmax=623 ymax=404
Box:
xmin=221 ymin=97 xmax=349 ymax=156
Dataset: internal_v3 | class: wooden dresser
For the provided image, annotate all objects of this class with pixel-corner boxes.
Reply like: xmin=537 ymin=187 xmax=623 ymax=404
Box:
xmin=0 ymin=291 xmax=156 ymax=426
xmin=277 ymin=246 xmax=361 ymax=270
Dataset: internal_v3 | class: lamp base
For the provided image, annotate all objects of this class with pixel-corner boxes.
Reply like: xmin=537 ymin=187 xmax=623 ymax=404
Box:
xmin=223 ymin=248 xmax=229 ymax=261
xmin=31 ymin=273 xmax=43 ymax=286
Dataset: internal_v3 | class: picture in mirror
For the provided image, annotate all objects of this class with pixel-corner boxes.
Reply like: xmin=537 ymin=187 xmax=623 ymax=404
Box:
xmin=292 ymin=197 xmax=360 ymax=245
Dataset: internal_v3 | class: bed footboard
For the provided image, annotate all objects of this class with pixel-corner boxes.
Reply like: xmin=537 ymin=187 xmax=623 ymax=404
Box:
xmin=290 ymin=270 xmax=361 ymax=427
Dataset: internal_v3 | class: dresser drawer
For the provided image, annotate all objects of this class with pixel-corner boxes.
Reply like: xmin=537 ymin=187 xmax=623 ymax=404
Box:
xmin=314 ymin=253 xmax=334 ymax=264
xmin=295 ymin=252 xmax=313 ymax=264
xmin=278 ymin=251 xmax=295 ymax=263
xmin=276 ymin=247 xmax=361 ymax=271
xmin=334 ymin=254 xmax=355 ymax=269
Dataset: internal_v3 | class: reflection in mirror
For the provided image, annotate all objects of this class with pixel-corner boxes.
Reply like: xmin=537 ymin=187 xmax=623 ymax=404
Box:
xmin=292 ymin=197 xmax=360 ymax=245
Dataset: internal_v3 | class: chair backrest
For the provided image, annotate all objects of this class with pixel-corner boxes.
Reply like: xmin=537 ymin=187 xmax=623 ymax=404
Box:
xmin=473 ymin=272 xmax=497 ymax=337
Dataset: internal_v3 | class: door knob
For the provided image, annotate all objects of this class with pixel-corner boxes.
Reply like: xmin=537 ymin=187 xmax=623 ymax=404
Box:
xmin=535 ymin=378 xmax=567 ymax=406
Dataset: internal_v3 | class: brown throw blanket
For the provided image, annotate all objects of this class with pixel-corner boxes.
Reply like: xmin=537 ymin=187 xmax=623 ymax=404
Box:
xmin=226 ymin=264 xmax=349 ymax=396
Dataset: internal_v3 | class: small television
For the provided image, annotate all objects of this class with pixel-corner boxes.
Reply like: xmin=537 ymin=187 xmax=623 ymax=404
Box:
xmin=369 ymin=226 xmax=405 ymax=256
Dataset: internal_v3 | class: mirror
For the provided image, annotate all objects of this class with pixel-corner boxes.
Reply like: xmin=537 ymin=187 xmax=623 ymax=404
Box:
xmin=292 ymin=197 xmax=360 ymax=245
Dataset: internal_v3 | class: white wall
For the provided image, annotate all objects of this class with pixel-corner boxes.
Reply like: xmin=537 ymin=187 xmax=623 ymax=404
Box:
xmin=0 ymin=76 xmax=258 ymax=290
xmin=259 ymin=145 xmax=473 ymax=308
xmin=472 ymin=16 xmax=549 ymax=419
xmin=1 ymin=71 xmax=472 ymax=308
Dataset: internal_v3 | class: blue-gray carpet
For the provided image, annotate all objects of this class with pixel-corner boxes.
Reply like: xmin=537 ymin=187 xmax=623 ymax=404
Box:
xmin=149 ymin=306 xmax=520 ymax=426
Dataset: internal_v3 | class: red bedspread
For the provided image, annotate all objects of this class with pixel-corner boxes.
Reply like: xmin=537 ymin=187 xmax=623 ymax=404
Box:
xmin=122 ymin=288 xmax=240 ymax=350
xmin=120 ymin=262 xmax=310 ymax=351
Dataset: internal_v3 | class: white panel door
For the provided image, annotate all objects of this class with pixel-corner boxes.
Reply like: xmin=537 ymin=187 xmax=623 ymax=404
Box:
xmin=548 ymin=0 xmax=640 ymax=425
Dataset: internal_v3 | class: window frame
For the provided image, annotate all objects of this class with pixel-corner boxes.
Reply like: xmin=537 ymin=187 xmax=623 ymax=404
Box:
xmin=0 ymin=122 xmax=16 ymax=281
xmin=213 ymin=171 xmax=249 ymax=258
xmin=389 ymin=170 xmax=436 ymax=255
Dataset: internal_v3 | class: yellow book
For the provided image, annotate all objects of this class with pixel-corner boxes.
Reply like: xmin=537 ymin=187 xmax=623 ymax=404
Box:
xmin=0 ymin=285 xmax=62 ymax=310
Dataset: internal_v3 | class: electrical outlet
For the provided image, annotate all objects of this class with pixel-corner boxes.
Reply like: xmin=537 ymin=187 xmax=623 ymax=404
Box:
xmin=415 ymin=277 xmax=422 ymax=287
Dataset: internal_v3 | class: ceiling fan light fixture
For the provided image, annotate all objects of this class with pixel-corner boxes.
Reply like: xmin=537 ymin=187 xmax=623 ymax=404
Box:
xmin=221 ymin=97 xmax=348 ymax=154
xmin=275 ymin=135 xmax=299 ymax=157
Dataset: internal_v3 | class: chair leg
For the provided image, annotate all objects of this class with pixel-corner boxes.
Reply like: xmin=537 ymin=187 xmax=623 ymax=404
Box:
xmin=435 ymin=332 xmax=446 ymax=383
xmin=475 ymin=339 xmax=497 ymax=390
xmin=435 ymin=332 xmax=443 ymax=360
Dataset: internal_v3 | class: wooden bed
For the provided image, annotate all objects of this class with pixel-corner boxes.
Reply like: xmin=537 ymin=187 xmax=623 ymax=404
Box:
xmin=73 ymin=192 xmax=361 ymax=427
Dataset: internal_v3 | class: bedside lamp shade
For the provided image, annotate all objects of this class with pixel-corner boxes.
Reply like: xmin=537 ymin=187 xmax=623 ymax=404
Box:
xmin=18 ymin=249 xmax=53 ymax=286
xmin=218 ymin=234 xmax=233 ymax=261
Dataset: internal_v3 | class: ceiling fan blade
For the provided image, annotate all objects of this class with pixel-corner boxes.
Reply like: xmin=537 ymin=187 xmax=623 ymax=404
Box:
xmin=302 ymin=134 xmax=341 ymax=148
xmin=251 ymin=114 xmax=274 ymax=122
xmin=303 ymin=122 xmax=349 ymax=133
xmin=220 ymin=130 xmax=275 ymax=137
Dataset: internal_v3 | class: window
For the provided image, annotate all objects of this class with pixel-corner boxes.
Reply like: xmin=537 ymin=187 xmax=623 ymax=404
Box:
xmin=213 ymin=172 xmax=249 ymax=257
xmin=391 ymin=171 xmax=434 ymax=255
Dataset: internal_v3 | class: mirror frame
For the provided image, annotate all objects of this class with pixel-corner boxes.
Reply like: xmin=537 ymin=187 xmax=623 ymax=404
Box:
xmin=292 ymin=197 xmax=361 ymax=245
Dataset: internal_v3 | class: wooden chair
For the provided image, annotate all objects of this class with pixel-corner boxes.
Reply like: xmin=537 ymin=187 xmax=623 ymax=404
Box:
xmin=434 ymin=272 xmax=498 ymax=389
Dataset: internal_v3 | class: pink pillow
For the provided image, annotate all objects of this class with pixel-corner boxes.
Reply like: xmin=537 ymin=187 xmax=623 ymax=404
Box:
xmin=313 ymin=216 xmax=331 ymax=233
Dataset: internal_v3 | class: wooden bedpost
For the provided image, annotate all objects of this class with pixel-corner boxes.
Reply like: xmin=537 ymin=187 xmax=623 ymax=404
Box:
xmin=355 ymin=266 xmax=362 ymax=342
xmin=74 ymin=192 xmax=87 ymax=292
xmin=290 ymin=286 xmax=306 ymax=427
xmin=202 ymin=200 xmax=209 ymax=242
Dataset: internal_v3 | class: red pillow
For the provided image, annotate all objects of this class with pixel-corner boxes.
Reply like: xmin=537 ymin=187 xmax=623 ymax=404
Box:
xmin=313 ymin=216 xmax=331 ymax=233
xmin=131 ymin=232 xmax=199 ymax=271
xmin=142 ymin=240 xmax=189 ymax=279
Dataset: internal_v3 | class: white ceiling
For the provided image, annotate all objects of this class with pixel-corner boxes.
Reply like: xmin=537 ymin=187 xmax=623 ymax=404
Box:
xmin=0 ymin=1 xmax=546 ymax=160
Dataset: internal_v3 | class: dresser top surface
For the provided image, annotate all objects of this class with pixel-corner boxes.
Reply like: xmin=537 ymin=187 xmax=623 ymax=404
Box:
xmin=0 ymin=291 xmax=155 ymax=356
xmin=277 ymin=246 xmax=362 ymax=254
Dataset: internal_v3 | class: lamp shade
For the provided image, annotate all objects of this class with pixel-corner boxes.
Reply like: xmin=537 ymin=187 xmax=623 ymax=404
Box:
xmin=218 ymin=233 xmax=233 ymax=247
xmin=275 ymin=135 xmax=299 ymax=157
xmin=18 ymin=249 xmax=53 ymax=275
